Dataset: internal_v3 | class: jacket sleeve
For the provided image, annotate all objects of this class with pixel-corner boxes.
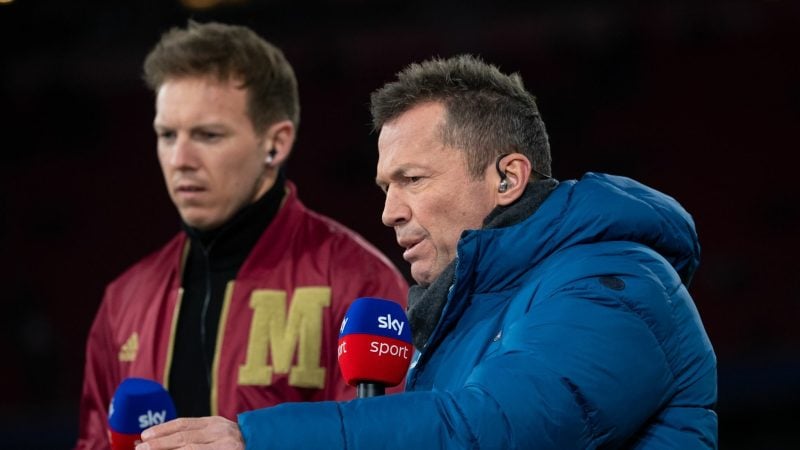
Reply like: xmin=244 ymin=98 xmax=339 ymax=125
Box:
xmin=237 ymin=254 xmax=705 ymax=449
xmin=75 ymin=296 xmax=119 ymax=450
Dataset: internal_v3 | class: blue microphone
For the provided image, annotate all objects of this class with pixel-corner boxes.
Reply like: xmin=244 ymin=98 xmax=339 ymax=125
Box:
xmin=338 ymin=297 xmax=413 ymax=398
xmin=108 ymin=377 xmax=177 ymax=449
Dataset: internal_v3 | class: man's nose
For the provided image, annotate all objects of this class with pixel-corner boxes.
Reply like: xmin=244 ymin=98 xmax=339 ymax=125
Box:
xmin=166 ymin=134 xmax=198 ymax=169
xmin=381 ymin=187 xmax=410 ymax=227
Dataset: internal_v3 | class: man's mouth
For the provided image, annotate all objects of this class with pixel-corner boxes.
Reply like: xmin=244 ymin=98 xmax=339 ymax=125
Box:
xmin=174 ymin=184 xmax=207 ymax=203
xmin=399 ymin=238 xmax=423 ymax=261
xmin=175 ymin=184 xmax=206 ymax=194
xmin=177 ymin=185 xmax=204 ymax=191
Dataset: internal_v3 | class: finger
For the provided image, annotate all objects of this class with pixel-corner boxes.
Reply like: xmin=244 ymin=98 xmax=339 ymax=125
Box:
xmin=136 ymin=428 xmax=201 ymax=450
xmin=142 ymin=417 xmax=214 ymax=440
xmin=137 ymin=426 xmax=238 ymax=450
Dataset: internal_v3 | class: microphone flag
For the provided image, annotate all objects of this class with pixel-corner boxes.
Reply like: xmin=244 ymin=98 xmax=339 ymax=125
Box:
xmin=108 ymin=377 xmax=177 ymax=449
xmin=338 ymin=297 xmax=413 ymax=388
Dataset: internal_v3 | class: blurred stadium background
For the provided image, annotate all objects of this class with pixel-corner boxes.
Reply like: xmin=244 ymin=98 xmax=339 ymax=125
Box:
xmin=1 ymin=0 xmax=798 ymax=448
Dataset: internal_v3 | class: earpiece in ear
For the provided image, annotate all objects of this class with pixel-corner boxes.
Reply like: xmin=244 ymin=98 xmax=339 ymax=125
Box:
xmin=498 ymin=179 xmax=509 ymax=193
xmin=265 ymin=148 xmax=277 ymax=165
xmin=495 ymin=153 xmax=511 ymax=193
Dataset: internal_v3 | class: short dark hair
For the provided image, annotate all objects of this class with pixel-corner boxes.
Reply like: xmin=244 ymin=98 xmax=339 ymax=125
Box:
xmin=370 ymin=54 xmax=551 ymax=180
xmin=143 ymin=20 xmax=299 ymax=132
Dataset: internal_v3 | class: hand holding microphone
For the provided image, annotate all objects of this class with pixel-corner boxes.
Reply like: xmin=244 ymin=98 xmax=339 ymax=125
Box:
xmin=337 ymin=297 xmax=413 ymax=398
xmin=108 ymin=379 xmax=242 ymax=450
xmin=130 ymin=299 xmax=411 ymax=449
xmin=108 ymin=378 xmax=177 ymax=450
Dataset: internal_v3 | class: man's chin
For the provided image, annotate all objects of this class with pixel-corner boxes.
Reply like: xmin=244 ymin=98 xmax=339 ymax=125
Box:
xmin=410 ymin=264 xmax=439 ymax=287
xmin=179 ymin=212 xmax=223 ymax=231
xmin=410 ymin=271 xmax=429 ymax=287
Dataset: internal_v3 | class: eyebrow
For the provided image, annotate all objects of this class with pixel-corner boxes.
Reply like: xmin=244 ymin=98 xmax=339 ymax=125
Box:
xmin=153 ymin=122 xmax=229 ymax=131
xmin=375 ymin=166 xmax=414 ymax=187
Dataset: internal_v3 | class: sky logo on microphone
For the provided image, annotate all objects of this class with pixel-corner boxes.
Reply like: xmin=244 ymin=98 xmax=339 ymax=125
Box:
xmin=138 ymin=410 xmax=168 ymax=428
xmin=108 ymin=378 xmax=176 ymax=449
xmin=377 ymin=313 xmax=404 ymax=336
xmin=339 ymin=297 xmax=411 ymax=341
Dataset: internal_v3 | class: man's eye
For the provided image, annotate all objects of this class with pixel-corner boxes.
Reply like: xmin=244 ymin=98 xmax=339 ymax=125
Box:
xmin=407 ymin=176 xmax=421 ymax=183
xmin=196 ymin=131 xmax=221 ymax=141
xmin=158 ymin=131 xmax=176 ymax=141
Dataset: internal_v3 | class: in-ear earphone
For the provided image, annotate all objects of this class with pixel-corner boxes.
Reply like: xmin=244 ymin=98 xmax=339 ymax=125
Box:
xmin=498 ymin=179 xmax=509 ymax=193
xmin=496 ymin=153 xmax=510 ymax=192
xmin=266 ymin=148 xmax=277 ymax=165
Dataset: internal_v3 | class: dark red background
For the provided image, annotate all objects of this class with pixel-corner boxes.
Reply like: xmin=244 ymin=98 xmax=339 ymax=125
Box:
xmin=1 ymin=1 xmax=797 ymax=448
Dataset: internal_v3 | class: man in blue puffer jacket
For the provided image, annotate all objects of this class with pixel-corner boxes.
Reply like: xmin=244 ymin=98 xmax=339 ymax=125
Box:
xmin=138 ymin=54 xmax=717 ymax=449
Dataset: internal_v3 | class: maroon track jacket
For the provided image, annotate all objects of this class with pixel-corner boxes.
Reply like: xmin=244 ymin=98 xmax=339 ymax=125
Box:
xmin=76 ymin=182 xmax=408 ymax=449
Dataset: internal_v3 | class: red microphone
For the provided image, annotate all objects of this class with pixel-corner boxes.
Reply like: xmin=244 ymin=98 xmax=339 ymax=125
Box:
xmin=337 ymin=297 xmax=413 ymax=398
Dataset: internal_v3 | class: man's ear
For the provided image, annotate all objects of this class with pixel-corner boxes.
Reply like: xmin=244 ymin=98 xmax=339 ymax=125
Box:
xmin=496 ymin=153 xmax=532 ymax=206
xmin=262 ymin=119 xmax=295 ymax=166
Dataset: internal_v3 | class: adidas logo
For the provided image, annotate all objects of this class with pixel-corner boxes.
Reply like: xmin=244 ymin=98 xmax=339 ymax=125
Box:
xmin=118 ymin=332 xmax=139 ymax=362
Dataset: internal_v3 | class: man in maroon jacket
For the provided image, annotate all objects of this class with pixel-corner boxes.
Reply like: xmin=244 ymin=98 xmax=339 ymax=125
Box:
xmin=75 ymin=21 xmax=408 ymax=449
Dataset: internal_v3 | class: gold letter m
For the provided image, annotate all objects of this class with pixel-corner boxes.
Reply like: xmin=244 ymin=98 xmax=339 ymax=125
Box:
xmin=238 ymin=287 xmax=331 ymax=389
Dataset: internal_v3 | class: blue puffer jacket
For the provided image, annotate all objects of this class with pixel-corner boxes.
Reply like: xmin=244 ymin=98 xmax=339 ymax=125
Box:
xmin=239 ymin=173 xmax=718 ymax=449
